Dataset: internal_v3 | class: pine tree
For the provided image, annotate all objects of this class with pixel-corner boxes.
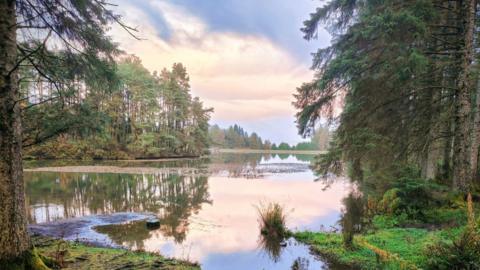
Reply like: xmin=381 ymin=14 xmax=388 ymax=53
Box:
xmin=295 ymin=0 xmax=480 ymax=192
xmin=0 ymin=0 xmax=128 ymax=266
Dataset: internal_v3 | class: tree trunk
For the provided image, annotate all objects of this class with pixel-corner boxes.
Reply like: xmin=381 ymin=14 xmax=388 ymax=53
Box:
xmin=0 ymin=0 xmax=31 ymax=264
xmin=452 ymin=0 xmax=476 ymax=192
xmin=471 ymin=78 xmax=480 ymax=182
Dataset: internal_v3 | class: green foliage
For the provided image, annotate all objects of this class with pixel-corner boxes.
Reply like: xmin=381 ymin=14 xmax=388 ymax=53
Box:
xmin=424 ymin=195 xmax=480 ymax=270
xmin=277 ymin=142 xmax=291 ymax=150
xmin=372 ymin=214 xmax=408 ymax=230
xmin=294 ymin=231 xmax=373 ymax=269
xmin=296 ymin=0 xmax=478 ymax=191
xmin=425 ymin=230 xmax=480 ymax=269
xmin=25 ymin=56 xmax=212 ymax=159
xmin=361 ymin=166 xmax=453 ymax=224
xmin=388 ymin=167 xmax=451 ymax=220
xmin=294 ymin=142 xmax=316 ymax=150
xmin=209 ymin=124 xmax=269 ymax=149
xmin=295 ymin=227 xmax=464 ymax=270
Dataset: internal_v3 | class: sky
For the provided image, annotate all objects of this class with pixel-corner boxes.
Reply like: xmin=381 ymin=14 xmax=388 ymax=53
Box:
xmin=110 ymin=0 xmax=331 ymax=145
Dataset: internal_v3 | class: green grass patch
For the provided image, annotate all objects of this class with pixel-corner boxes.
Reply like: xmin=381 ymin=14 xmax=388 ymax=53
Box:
xmin=294 ymin=227 xmax=463 ymax=270
xmin=33 ymin=235 xmax=199 ymax=270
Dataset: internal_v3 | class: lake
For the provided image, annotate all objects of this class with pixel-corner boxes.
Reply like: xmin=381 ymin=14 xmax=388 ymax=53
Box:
xmin=24 ymin=153 xmax=353 ymax=270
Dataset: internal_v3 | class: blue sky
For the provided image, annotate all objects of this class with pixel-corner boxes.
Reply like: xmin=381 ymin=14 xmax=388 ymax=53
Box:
xmin=112 ymin=0 xmax=330 ymax=144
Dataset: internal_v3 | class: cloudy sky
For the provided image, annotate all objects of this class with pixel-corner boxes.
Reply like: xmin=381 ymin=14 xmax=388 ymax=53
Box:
xmin=111 ymin=0 xmax=330 ymax=145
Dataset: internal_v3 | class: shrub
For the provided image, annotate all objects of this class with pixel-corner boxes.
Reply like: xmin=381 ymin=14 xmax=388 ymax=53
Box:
xmin=393 ymin=168 xmax=441 ymax=218
xmin=370 ymin=166 xmax=452 ymax=221
xmin=425 ymin=194 xmax=480 ymax=270
xmin=372 ymin=213 xmax=408 ymax=229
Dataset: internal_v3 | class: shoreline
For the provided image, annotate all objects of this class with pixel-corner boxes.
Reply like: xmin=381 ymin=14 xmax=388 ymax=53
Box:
xmin=24 ymin=165 xmax=210 ymax=175
xmin=23 ymin=148 xmax=324 ymax=165
xmin=29 ymin=213 xmax=201 ymax=269
xmin=212 ymin=148 xmax=325 ymax=155
xmin=32 ymin=234 xmax=200 ymax=270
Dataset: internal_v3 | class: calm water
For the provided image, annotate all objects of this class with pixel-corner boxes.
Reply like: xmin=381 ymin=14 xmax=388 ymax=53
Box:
xmin=24 ymin=153 xmax=352 ymax=269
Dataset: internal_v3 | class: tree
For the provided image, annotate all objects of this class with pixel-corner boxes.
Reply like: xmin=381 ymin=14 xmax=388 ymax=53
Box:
xmin=294 ymin=0 xmax=479 ymax=192
xmin=0 ymin=0 xmax=127 ymax=267
xmin=24 ymin=57 xmax=213 ymax=159
xmin=271 ymin=143 xmax=278 ymax=150
xmin=208 ymin=124 xmax=270 ymax=149
xmin=278 ymin=142 xmax=291 ymax=150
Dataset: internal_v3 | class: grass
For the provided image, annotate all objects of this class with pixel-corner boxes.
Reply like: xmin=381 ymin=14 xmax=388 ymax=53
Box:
xmin=256 ymin=202 xmax=288 ymax=261
xmin=294 ymin=227 xmax=464 ymax=270
xmin=32 ymin=235 xmax=199 ymax=270
xmin=257 ymin=202 xmax=287 ymax=239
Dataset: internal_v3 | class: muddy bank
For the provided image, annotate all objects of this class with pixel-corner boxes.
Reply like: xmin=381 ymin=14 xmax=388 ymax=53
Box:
xmin=29 ymin=212 xmax=155 ymax=248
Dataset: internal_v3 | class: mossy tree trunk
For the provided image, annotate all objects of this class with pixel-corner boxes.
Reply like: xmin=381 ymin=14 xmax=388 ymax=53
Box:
xmin=0 ymin=0 xmax=37 ymax=267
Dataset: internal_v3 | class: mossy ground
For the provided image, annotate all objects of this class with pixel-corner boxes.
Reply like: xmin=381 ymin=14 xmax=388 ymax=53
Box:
xmin=32 ymin=236 xmax=199 ymax=270
xmin=294 ymin=226 xmax=463 ymax=270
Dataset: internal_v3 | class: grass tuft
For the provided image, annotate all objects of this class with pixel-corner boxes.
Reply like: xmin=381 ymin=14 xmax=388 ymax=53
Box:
xmin=256 ymin=202 xmax=288 ymax=262
xmin=257 ymin=202 xmax=287 ymax=239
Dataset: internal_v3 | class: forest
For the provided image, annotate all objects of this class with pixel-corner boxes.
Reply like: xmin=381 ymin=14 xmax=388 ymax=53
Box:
xmin=23 ymin=55 xmax=212 ymax=160
xmin=295 ymin=0 xmax=479 ymax=192
xmin=293 ymin=0 xmax=480 ymax=269
xmin=209 ymin=124 xmax=330 ymax=151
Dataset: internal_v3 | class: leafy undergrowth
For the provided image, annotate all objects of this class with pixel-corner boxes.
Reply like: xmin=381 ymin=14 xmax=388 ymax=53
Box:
xmin=294 ymin=227 xmax=463 ymax=270
xmin=32 ymin=235 xmax=199 ymax=270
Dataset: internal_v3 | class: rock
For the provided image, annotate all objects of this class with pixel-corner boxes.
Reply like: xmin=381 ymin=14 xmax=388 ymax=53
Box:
xmin=279 ymin=240 xmax=287 ymax=247
xmin=146 ymin=218 xmax=160 ymax=229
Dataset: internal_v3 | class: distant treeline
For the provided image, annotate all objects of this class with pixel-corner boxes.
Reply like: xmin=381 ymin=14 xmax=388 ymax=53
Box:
xmin=24 ymin=55 xmax=212 ymax=159
xmin=272 ymin=126 xmax=330 ymax=151
xmin=209 ymin=124 xmax=330 ymax=151
xmin=209 ymin=124 xmax=272 ymax=149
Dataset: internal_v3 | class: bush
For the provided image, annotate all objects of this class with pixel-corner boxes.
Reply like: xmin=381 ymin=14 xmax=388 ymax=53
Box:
xmin=392 ymin=167 xmax=445 ymax=217
xmin=372 ymin=213 xmax=408 ymax=229
xmin=425 ymin=194 xmax=480 ymax=270
xmin=366 ymin=166 xmax=452 ymax=222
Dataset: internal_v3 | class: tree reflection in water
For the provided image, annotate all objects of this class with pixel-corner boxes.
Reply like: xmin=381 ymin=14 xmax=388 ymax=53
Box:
xmin=25 ymin=171 xmax=211 ymax=244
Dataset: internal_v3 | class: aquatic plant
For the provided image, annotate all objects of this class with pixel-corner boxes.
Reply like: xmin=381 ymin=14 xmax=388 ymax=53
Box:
xmin=257 ymin=202 xmax=287 ymax=239
xmin=256 ymin=202 xmax=288 ymax=262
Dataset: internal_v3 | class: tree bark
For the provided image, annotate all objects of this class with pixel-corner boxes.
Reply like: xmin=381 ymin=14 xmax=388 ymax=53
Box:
xmin=452 ymin=0 xmax=476 ymax=192
xmin=471 ymin=78 xmax=480 ymax=182
xmin=0 ymin=0 xmax=31 ymax=263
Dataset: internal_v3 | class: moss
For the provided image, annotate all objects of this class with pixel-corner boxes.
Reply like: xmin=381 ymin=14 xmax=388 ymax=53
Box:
xmin=1 ymin=248 xmax=51 ymax=270
xmin=32 ymin=236 xmax=200 ymax=270
xmin=294 ymin=227 xmax=463 ymax=270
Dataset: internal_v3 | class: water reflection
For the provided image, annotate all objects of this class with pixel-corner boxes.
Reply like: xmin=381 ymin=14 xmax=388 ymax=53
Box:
xmin=25 ymin=153 xmax=350 ymax=270
xmin=26 ymin=172 xmax=211 ymax=242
